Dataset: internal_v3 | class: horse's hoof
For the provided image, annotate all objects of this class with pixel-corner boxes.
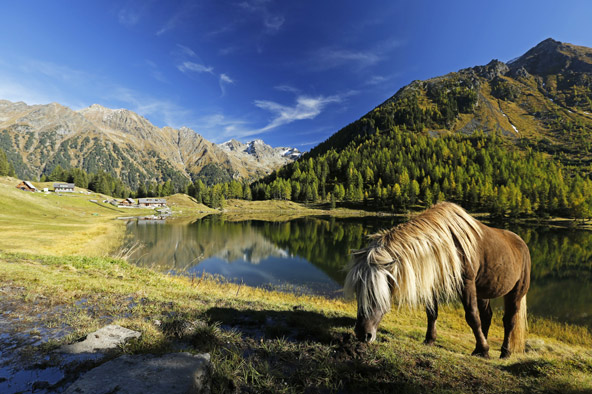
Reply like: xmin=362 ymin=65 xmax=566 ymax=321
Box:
xmin=423 ymin=338 xmax=436 ymax=346
xmin=471 ymin=349 xmax=490 ymax=358
xmin=500 ymin=349 xmax=511 ymax=359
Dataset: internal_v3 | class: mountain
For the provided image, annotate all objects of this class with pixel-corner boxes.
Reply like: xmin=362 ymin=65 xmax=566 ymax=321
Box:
xmin=220 ymin=139 xmax=301 ymax=162
xmin=255 ymin=39 xmax=592 ymax=218
xmin=0 ymin=101 xmax=300 ymax=188
xmin=308 ymin=38 xmax=592 ymax=167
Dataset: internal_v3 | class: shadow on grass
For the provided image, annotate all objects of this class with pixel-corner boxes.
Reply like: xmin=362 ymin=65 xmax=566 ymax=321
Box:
xmin=203 ymin=306 xmax=423 ymax=394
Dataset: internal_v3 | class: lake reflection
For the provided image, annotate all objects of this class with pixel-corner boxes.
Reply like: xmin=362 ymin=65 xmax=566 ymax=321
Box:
xmin=121 ymin=216 xmax=592 ymax=329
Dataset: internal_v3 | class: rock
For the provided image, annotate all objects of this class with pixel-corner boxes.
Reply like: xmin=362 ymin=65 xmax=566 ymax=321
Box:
xmin=64 ymin=352 xmax=211 ymax=394
xmin=59 ymin=325 xmax=141 ymax=354
xmin=473 ymin=59 xmax=509 ymax=80
xmin=511 ymin=66 xmax=530 ymax=79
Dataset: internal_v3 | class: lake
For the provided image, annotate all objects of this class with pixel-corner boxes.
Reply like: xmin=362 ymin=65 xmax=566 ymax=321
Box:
xmin=121 ymin=215 xmax=592 ymax=329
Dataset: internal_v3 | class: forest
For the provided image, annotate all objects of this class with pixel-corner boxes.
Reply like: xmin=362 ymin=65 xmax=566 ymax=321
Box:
xmin=249 ymin=128 xmax=592 ymax=219
xmin=3 ymin=125 xmax=592 ymax=219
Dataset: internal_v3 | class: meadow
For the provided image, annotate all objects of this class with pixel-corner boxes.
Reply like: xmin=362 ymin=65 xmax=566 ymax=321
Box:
xmin=1 ymin=176 xmax=591 ymax=393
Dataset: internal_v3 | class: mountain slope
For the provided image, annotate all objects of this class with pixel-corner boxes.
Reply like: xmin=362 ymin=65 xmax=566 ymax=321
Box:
xmin=308 ymin=38 xmax=592 ymax=167
xmin=0 ymin=101 xmax=300 ymax=188
xmin=254 ymin=39 xmax=592 ymax=218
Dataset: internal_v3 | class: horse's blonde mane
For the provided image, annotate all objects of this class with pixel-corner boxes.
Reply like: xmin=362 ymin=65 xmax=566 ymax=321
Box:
xmin=345 ymin=202 xmax=483 ymax=317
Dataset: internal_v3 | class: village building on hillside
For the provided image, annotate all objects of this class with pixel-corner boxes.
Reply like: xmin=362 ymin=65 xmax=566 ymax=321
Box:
xmin=16 ymin=181 xmax=37 ymax=192
xmin=138 ymin=198 xmax=167 ymax=208
xmin=53 ymin=183 xmax=75 ymax=193
xmin=118 ymin=198 xmax=137 ymax=207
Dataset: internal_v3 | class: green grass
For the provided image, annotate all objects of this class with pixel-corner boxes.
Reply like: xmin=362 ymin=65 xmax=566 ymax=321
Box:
xmin=0 ymin=176 xmax=154 ymax=255
xmin=2 ymin=176 xmax=592 ymax=392
xmin=1 ymin=251 xmax=591 ymax=393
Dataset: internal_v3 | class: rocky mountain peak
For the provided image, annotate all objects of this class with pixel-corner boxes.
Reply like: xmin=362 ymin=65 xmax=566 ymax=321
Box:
xmin=509 ymin=38 xmax=592 ymax=76
xmin=220 ymin=139 xmax=244 ymax=151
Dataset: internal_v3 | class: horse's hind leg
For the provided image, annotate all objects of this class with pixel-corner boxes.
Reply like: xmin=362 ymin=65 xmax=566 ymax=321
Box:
xmin=478 ymin=298 xmax=493 ymax=339
xmin=424 ymin=297 xmax=438 ymax=345
xmin=501 ymin=291 xmax=520 ymax=358
xmin=461 ymin=280 xmax=490 ymax=357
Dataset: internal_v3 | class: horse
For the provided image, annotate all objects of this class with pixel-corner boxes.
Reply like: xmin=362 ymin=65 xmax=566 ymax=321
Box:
xmin=344 ymin=202 xmax=530 ymax=358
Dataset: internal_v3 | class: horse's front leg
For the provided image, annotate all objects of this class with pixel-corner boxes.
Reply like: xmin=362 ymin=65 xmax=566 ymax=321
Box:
xmin=424 ymin=296 xmax=438 ymax=345
xmin=461 ymin=280 xmax=490 ymax=358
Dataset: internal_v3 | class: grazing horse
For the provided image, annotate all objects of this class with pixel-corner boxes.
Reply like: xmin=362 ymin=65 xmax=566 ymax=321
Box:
xmin=345 ymin=202 xmax=530 ymax=358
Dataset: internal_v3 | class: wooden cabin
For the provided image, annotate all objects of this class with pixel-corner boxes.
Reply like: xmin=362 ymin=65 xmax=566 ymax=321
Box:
xmin=16 ymin=181 xmax=37 ymax=192
xmin=118 ymin=198 xmax=137 ymax=207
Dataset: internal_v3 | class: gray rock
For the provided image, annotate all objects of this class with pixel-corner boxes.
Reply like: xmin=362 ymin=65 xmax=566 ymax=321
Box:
xmin=59 ymin=325 xmax=141 ymax=354
xmin=473 ymin=59 xmax=509 ymax=80
xmin=64 ymin=352 xmax=211 ymax=394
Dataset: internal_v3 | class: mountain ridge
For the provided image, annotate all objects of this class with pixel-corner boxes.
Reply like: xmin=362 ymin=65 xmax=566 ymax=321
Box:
xmin=305 ymin=38 xmax=592 ymax=168
xmin=0 ymin=99 xmax=301 ymax=188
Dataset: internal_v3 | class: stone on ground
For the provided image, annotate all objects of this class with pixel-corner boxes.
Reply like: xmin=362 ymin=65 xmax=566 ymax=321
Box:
xmin=59 ymin=324 xmax=141 ymax=354
xmin=64 ymin=352 xmax=211 ymax=394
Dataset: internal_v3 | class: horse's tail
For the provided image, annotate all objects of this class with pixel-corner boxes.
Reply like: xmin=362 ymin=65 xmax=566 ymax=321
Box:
xmin=509 ymin=295 xmax=527 ymax=353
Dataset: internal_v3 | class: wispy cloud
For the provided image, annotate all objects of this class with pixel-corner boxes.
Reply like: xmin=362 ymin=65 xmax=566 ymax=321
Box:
xmin=145 ymin=60 xmax=167 ymax=83
xmin=21 ymin=60 xmax=87 ymax=83
xmin=116 ymin=0 xmax=154 ymax=28
xmin=365 ymin=75 xmax=387 ymax=86
xmin=239 ymin=0 xmax=285 ymax=34
xmin=156 ymin=2 xmax=196 ymax=36
xmin=253 ymin=92 xmax=351 ymax=134
xmin=306 ymin=39 xmax=404 ymax=72
xmin=219 ymin=73 xmax=234 ymax=96
xmin=177 ymin=61 xmax=214 ymax=74
xmin=118 ymin=8 xmax=141 ymax=27
xmin=274 ymin=84 xmax=301 ymax=94
xmin=197 ymin=113 xmax=250 ymax=142
xmin=108 ymin=86 xmax=194 ymax=129
xmin=310 ymin=48 xmax=381 ymax=71
xmin=176 ymin=44 xmax=197 ymax=58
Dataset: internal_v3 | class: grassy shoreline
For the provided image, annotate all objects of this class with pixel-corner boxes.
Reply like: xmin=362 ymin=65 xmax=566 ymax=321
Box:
xmin=1 ymin=251 xmax=591 ymax=393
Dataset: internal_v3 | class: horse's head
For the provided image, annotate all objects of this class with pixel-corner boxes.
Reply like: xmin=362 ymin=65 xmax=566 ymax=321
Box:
xmin=354 ymin=301 xmax=386 ymax=343
xmin=345 ymin=249 xmax=394 ymax=343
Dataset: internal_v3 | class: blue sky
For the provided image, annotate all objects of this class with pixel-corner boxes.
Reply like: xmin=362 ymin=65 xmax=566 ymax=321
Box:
xmin=1 ymin=1 xmax=591 ymax=148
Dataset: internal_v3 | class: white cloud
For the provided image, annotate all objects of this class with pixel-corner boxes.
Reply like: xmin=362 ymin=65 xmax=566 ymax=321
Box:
xmin=177 ymin=61 xmax=214 ymax=74
xmin=219 ymin=73 xmax=235 ymax=96
xmin=274 ymin=84 xmax=301 ymax=94
xmin=239 ymin=0 xmax=285 ymax=34
xmin=220 ymin=74 xmax=234 ymax=84
xmin=176 ymin=44 xmax=197 ymax=58
xmin=253 ymin=94 xmax=344 ymax=133
xmin=156 ymin=2 xmax=196 ymax=36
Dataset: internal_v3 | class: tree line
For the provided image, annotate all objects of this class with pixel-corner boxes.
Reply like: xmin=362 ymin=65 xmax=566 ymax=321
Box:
xmin=3 ymin=124 xmax=592 ymax=220
xmin=252 ymin=128 xmax=592 ymax=219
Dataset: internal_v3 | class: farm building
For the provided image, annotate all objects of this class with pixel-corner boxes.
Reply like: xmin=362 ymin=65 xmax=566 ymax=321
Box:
xmin=138 ymin=198 xmax=167 ymax=208
xmin=53 ymin=183 xmax=75 ymax=193
xmin=118 ymin=198 xmax=137 ymax=207
xmin=16 ymin=181 xmax=37 ymax=192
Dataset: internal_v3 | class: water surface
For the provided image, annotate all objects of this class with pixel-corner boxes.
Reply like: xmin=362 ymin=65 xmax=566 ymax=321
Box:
xmin=121 ymin=215 xmax=592 ymax=329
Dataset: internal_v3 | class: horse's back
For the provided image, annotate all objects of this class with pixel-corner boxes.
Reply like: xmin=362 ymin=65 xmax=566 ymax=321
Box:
xmin=475 ymin=225 xmax=531 ymax=299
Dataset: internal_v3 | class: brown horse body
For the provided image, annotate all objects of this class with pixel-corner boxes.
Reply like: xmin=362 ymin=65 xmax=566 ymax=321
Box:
xmin=345 ymin=202 xmax=530 ymax=358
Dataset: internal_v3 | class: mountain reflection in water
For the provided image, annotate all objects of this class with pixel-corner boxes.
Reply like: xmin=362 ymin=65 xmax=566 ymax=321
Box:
xmin=121 ymin=216 xmax=592 ymax=329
